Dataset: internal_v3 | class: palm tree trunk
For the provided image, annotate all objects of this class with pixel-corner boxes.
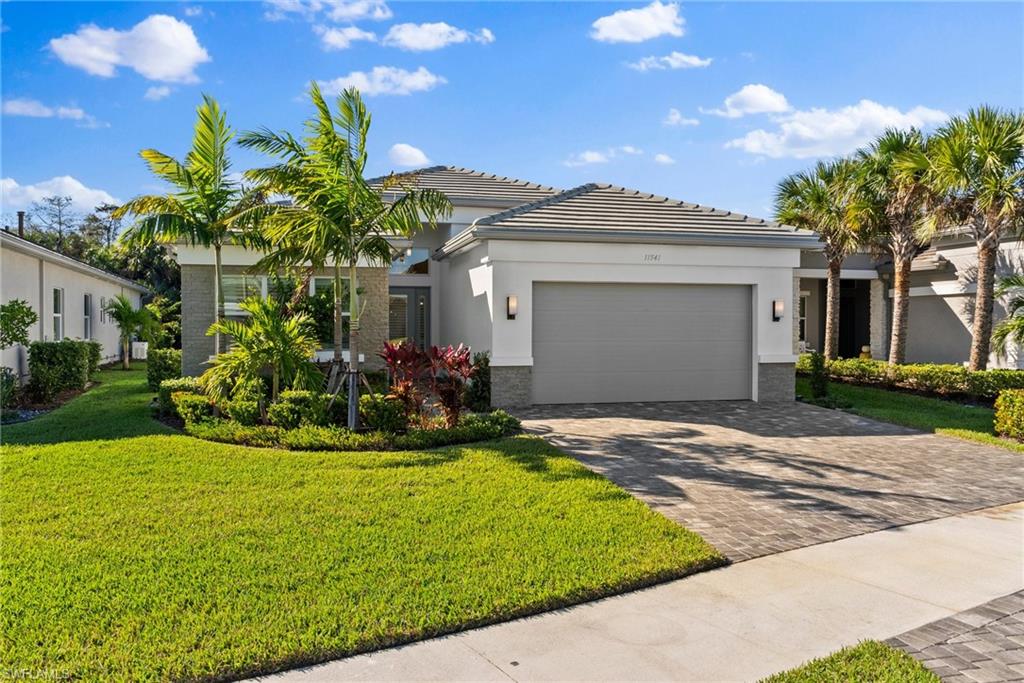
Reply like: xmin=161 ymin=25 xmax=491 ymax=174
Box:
xmin=888 ymin=257 xmax=912 ymax=365
xmin=213 ymin=243 xmax=225 ymax=356
xmin=333 ymin=264 xmax=344 ymax=362
xmin=970 ymin=235 xmax=999 ymax=371
xmin=824 ymin=258 xmax=842 ymax=360
xmin=346 ymin=261 xmax=360 ymax=430
xmin=272 ymin=369 xmax=280 ymax=402
xmin=122 ymin=337 xmax=130 ymax=370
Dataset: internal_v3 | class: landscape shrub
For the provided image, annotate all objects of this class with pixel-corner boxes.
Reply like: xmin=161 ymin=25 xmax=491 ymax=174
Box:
xmin=808 ymin=351 xmax=829 ymax=399
xmin=0 ymin=367 xmax=18 ymax=409
xmin=225 ymin=400 xmax=261 ymax=426
xmin=427 ymin=344 xmax=475 ymax=427
xmin=158 ymin=377 xmax=202 ymax=416
xmin=187 ymin=421 xmax=284 ymax=448
xmin=267 ymin=402 xmax=302 ymax=430
xmin=84 ymin=341 xmax=102 ymax=379
xmin=359 ymin=393 xmax=407 ymax=433
xmin=171 ymin=392 xmax=212 ymax=425
xmin=967 ymin=370 xmax=1024 ymax=401
xmin=463 ymin=351 xmax=491 ymax=412
xmin=277 ymin=390 xmax=328 ymax=426
xmin=146 ymin=349 xmax=182 ymax=390
xmin=231 ymin=377 xmax=267 ymax=403
xmin=995 ymin=390 xmax=1024 ymax=441
xmin=26 ymin=340 xmax=92 ymax=402
xmin=890 ymin=363 xmax=968 ymax=395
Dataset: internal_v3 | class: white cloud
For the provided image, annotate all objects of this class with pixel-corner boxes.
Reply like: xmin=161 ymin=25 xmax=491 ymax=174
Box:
xmin=49 ymin=14 xmax=210 ymax=83
xmin=314 ymin=24 xmax=376 ymax=50
xmin=1 ymin=176 xmax=120 ymax=213
xmin=591 ymin=1 xmax=684 ymax=43
xmin=563 ymin=145 xmax=643 ymax=167
xmin=654 ymin=153 xmax=676 ymax=165
xmin=703 ymin=83 xmax=790 ymax=118
xmin=388 ymin=143 xmax=430 ymax=167
xmin=2 ymin=98 xmax=104 ymax=128
xmin=382 ymin=22 xmax=494 ymax=51
xmin=627 ymin=51 xmax=711 ymax=71
xmin=144 ymin=86 xmax=172 ymax=101
xmin=663 ymin=108 xmax=699 ymax=127
xmin=264 ymin=0 xmax=391 ymax=22
xmin=726 ymin=99 xmax=949 ymax=159
xmin=183 ymin=6 xmax=203 ymax=17
xmin=318 ymin=66 xmax=446 ymax=96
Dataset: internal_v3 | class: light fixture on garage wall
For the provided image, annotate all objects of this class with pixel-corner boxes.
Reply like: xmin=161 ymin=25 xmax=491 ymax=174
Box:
xmin=506 ymin=295 xmax=518 ymax=320
xmin=772 ymin=299 xmax=784 ymax=322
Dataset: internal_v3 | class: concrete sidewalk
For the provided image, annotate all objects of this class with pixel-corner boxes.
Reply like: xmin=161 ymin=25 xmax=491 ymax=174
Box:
xmin=261 ymin=503 xmax=1024 ymax=682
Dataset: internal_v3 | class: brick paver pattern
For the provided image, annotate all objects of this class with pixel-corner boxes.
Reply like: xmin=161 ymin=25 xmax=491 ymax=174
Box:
xmin=516 ymin=401 xmax=1024 ymax=561
xmin=888 ymin=591 xmax=1024 ymax=682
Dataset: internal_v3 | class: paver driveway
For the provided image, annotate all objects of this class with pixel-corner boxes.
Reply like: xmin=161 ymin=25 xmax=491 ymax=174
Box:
xmin=517 ymin=401 xmax=1024 ymax=561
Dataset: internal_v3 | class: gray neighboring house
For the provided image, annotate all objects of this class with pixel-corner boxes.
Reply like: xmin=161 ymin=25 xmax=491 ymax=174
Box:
xmin=173 ymin=166 xmax=1021 ymax=407
xmin=1 ymin=229 xmax=148 ymax=380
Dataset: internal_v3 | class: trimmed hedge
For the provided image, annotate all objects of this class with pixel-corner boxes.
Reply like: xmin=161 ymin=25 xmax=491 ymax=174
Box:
xmin=995 ymin=390 xmax=1024 ymax=441
xmin=158 ymin=377 xmax=202 ymax=416
xmin=185 ymin=410 xmax=522 ymax=452
xmin=171 ymin=392 xmax=213 ymax=425
xmin=26 ymin=339 xmax=101 ymax=403
xmin=359 ymin=393 xmax=407 ymax=433
xmin=147 ymin=349 xmax=181 ymax=391
xmin=796 ymin=354 xmax=1024 ymax=401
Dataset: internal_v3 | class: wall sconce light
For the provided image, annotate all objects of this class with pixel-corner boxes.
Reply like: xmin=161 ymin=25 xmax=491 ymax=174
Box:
xmin=506 ymin=295 xmax=518 ymax=320
xmin=772 ymin=299 xmax=784 ymax=322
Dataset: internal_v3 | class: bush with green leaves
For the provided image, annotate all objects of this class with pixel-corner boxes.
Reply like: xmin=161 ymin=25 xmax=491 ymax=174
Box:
xmin=146 ymin=349 xmax=182 ymax=391
xmin=26 ymin=340 xmax=94 ymax=403
xmin=0 ymin=367 xmax=18 ymax=410
xmin=225 ymin=400 xmax=261 ymax=426
xmin=808 ymin=351 xmax=829 ymax=399
xmin=158 ymin=377 xmax=202 ymax=416
xmin=463 ymin=351 xmax=491 ymax=412
xmin=171 ymin=392 xmax=213 ymax=425
xmin=359 ymin=393 xmax=407 ymax=433
xmin=277 ymin=390 xmax=328 ymax=426
xmin=267 ymin=402 xmax=302 ymax=429
xmin=84 ymin=341 xmax=101 ymax=379
xmin=995 ymin=389 xmax=1024 ymax=441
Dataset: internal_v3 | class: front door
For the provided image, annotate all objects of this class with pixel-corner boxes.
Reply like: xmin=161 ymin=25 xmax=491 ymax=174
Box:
xmin=389 ymin=287 xmax=430 ymax=348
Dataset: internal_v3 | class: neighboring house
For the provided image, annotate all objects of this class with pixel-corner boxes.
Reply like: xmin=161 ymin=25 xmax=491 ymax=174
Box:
xmin=1 ymin=229 xmax=149 ymax=379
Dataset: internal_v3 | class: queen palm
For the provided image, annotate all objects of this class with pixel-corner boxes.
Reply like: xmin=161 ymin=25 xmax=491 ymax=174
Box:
xmin=900 ymin=106 xmax=1024 ymax=370
xmin=236 ymin=83 xmax=451 ymax=428
xmin=104 ymin=294 xmax=159 ymax=370
xmin=114 ymin=95 xmax=256 ymax=356
xmin=855 ymin=128 xmax=930 ymax=365
xmin=775 ymin=158 xmax=863 ymax=360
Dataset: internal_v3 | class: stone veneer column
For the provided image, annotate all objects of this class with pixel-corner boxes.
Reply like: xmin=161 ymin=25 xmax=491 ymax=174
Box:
xmin=491 ymin=366 xmax=532 ymax=408
xmin=793 ymin=274 xmax=802 ymax=354
xmin=181 ymin=264 xmax=216 ymax=377
xmin=758 ymin=363 xmax=795 ymax=401
xmin=870 ymin=278 xmax=887 ymax=361
xmin=355 ymin=267 xmax=388 ymax=371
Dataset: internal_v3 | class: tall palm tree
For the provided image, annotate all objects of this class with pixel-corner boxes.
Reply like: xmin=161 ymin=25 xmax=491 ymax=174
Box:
xmin=236 ymin=83 xmax=451 ymax=428
xmin=900 ymin=106 xmax=1024 ymax=370
xmin=855 ymin=128 xmax=931 ymax=365
xmin=114 ymin=95 xmax=257 ymax=356
xmin=775 ymin=158 xmax=863 ymax=360
xmin=104 ymin=294 xmax=159 ymax=370
xmin=993 ymin=274 xmax=1024 ymax=359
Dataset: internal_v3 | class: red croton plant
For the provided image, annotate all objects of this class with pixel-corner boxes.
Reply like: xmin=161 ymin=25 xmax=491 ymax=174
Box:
xmin=378 ymin=341 xmax=476 ymax=427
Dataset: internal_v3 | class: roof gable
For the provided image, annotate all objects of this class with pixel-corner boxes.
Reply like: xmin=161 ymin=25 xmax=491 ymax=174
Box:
xmin=371 ymin=166 xmax=560 ymax=207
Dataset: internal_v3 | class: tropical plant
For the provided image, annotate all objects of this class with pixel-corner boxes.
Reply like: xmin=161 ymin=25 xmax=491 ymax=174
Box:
xmin=775 ymin=158 xmax=864 ymax=359
xmin=199 ymin=296 xmax=321 ymax=403
xmin=993 ymin=274 xmax=1024 ymax=358
xmin=427 ymin=344 xmax=475 ymax=428
xmin=0 ymin=300 xmax=38 ymax=350
xmin=144 ymin=295 xmax=182 ymax=349
xmin=104 ymin=294 xmax=159 ymax=370
xmin=855 ymin=128 xmax=931 ymax=365
xmin=900 ymin=106 xmax=1024 ymax=370
xmin=236 ymin=83 xmax=452 ymax=428
xmin=379 ymin=339 xmax=430 ymax=421
xmin=114 ymin=95 xmax=260 ymax=356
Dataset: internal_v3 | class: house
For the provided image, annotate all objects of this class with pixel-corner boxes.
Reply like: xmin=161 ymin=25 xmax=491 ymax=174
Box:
xmin=173 ymin=165 xmax=1020 ymax=407
xmin=1 ymin=228 xmax=149 ymax=378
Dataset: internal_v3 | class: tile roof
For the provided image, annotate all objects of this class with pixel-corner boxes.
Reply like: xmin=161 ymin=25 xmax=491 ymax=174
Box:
xmin=371 ymin=166 xmax=560 ymax=206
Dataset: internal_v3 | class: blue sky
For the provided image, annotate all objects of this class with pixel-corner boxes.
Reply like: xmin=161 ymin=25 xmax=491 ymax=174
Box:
xmin=2 ymin=1 xmax=1021 ymax=222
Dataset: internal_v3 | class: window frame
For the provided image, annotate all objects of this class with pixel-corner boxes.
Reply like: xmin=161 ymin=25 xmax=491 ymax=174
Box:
xmin=221 ymin=274 xmax=268 ymax=313
xmin=798 ymin=291 xmax=810 ymax=343
xmin=83 ymin=293 xmax=93 ymax=340
xmin=52 ymin=287 xmax=65 ymax=341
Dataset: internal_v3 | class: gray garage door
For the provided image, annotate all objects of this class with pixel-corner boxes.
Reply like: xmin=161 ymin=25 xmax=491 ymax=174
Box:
xmin=532 ymin=282 xmax=752 ymax=404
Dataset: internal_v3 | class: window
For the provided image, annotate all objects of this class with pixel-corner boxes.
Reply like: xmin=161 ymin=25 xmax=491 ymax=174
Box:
xmin=99 ymin=296 xmax=106 ymax=324
xmin=798 ymin=292 xmax=809 ymax=343
xmin=222 ymin=275 xmax=266 ymax=310
xmin=83 ymin=294 xmax=93 ymax=339
xmin=390 ymin=248 xmax=430 ymax=275
xmin=52 ymin=288 xmax=64 ymax=340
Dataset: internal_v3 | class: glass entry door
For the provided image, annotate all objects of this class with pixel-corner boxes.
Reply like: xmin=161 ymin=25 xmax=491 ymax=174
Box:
xmin=389 ymin=287 xmax=430 ymax=348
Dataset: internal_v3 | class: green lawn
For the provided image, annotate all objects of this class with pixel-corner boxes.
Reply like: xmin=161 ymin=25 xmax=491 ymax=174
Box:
xmin=796 ymin=376 xmax=1024 ymax=454
xmin=1 ymin=365 xmax=723 ymax=681
xmin=761 ymin=641 xmax=939 ymax=682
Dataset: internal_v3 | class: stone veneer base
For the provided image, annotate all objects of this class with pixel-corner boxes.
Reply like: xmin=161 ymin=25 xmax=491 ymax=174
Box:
xmin=758 ymin=362 xmax=796 ymax=401
xmin=491 ymin=366 xmax=532 ymax=408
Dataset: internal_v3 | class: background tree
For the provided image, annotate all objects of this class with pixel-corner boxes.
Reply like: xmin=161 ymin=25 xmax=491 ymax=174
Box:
xmin=0 ymin=300 xmax=38 ymax=350
xmin=993 ymin=274 xmax=1024 ymax=359
xmin=775 ymin=158 xmax=863 ymax=359
xmin=104 ymin=294 xmax=159 ymax=370
xmin=29 ymin=195 xmax=78 ymax=250
xmin=237 ymin=83 xmax=451 ymax=428
xmin=115 ymin=95 xmax=255 ymax=356
xmin=855 ymin=128 xmax=931 ymax=365
xmin=902 ymin=106 xmax=1024 ymax=370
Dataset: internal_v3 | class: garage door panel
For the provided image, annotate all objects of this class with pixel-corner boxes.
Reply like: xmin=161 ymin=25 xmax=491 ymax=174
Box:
xmin=532 ymin=282 xmax=752 ymax=403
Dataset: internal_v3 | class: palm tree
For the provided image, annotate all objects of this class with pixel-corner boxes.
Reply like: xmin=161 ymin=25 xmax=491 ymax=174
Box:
xmin=855 ymin=128 xmax=931 ymax=365
xmin=993 ymin=274 xmax=1024 ymax=359
xmin=775 ymin=158 xmax=863 ymax=360
xmin=900 ymin=106 xmax=1024 ymax=370
xmin=236 ymin=83 xmax=451 ymax=427
xmin=200 ymin=296 xmax=321 ymax=403
xmin=104 ymin=294 xmax=159 ymax=370
xmin=114 ymin=95 xmax=258 ymax=357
